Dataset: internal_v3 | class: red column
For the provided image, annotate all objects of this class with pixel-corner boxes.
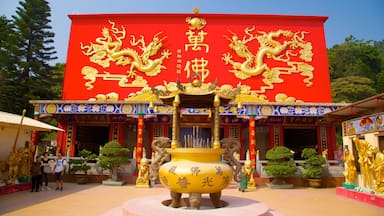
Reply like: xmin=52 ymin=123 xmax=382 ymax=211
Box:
xmin=70 ymin=125 xmax=76 ymax=157
xmin=56 ymin=123 xmax=65 ymax=155
xmin=31 ymin=114 xmax=39 ymax=147
xmin=60 ymin=123 xmax=75 ymax=156
xmin=63 ymin=124 xmax=75 ymax=156
xmin=108 ymin=123 xmax=115 ymax=141
xmin=118 ymin=124 xmax=125 ymax=146
xmin=249 ymin=115 xmax=256 ymax=171
xmin=326 ymin=127 xmax=336 ymax=160
xmin=136 ymin=114 xmax=144 ymax=166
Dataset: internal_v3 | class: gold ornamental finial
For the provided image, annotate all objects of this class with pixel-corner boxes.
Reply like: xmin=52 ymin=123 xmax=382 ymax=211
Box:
xmin=173 ymin=94 xmax=180 ymax=107
xmin=193 ymin=7 xmax=200 ymax=14
xmin=214 ymin=95 xmax=220 ymax=107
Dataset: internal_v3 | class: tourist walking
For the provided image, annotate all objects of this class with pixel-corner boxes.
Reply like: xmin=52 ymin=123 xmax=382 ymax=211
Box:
xmin=53 ymin=153 xmax=66 ymax=191
xmin=31 ymin=156 xmax=42 ymax=192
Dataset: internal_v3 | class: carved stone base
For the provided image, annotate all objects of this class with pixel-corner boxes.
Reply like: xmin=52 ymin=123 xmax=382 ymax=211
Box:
xmin=102 ymin=180 xmax=125 ymax=186
xmin=135 ymin=178 xmax=149 ymax=188
xmin=135 ymin=182 xmax=149 ymax=188
xmin=246 ymin=179 xmax=257 ymax=191
xmin=104 ymin=195 xmax=279 ymax=215
xmin=266 ymin=183 xmax=294 ymax=189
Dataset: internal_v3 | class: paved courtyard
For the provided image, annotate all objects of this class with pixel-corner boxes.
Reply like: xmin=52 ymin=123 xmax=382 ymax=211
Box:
xmin=0 ymin=182 xmax=383 ymax=216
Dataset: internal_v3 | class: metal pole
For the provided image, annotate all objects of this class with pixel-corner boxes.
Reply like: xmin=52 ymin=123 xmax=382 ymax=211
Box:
xmin=13 ymin=109 xmax=26 ymax=152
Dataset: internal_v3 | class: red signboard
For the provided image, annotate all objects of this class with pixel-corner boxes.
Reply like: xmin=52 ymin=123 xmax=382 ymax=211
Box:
xmin=63 ymin=13 xmax=331 ymax=102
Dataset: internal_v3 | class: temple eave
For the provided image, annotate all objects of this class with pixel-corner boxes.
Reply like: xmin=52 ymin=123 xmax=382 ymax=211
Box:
xmin=29 ymin=99 xmax=346 ymax=118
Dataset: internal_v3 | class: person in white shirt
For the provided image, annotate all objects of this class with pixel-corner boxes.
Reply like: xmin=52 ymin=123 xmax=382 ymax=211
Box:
xmin=53 ymin=152 xmax=66 ymax=191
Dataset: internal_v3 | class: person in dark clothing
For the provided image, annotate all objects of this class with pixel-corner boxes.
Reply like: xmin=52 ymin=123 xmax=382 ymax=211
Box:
xmin=40 ymin=152 xmax=51 ymax=190
xmin=31 ymin=156 xmax=42 ymax=192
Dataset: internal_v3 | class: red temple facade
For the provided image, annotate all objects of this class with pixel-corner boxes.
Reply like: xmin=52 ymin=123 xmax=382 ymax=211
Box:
xmin=31 ymin=12 xmax=345 ymax=170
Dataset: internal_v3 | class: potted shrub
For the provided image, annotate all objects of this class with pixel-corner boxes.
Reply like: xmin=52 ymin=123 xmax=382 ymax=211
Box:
xmin=301 ymin=148 xmax=326 ymax=188
xmin=263 ymin=146 xmax=298 ymax=188
xmin=69 ymin=149 xmax=97 ymax=184
xmin=98 ymin=140 xmax=130 ymax=185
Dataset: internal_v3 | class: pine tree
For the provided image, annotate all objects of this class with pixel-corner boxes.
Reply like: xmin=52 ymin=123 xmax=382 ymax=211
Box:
xmin=9 ymin=0 xmax=58 ymax=115
xmin=0 ymin=16 xmax=21 ymax=113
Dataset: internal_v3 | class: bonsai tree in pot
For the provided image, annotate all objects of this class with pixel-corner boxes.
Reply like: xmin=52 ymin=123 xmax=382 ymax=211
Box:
xmin=263 ymin=146 xmax=298 ymax=188
xmin=69 ymin=149 xmax=97 ymax=184
xmin=98 ymin=140 xmax=129 ymax=185
xmin=301 ymin=147 xmax=326 ymax=188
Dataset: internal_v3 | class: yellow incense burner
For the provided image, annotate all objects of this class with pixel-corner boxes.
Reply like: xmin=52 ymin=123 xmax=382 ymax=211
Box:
xmin=158 ymin=148 xmax=233 ymax=194
xmin=150 ymin=77 xmax=241 ymax=209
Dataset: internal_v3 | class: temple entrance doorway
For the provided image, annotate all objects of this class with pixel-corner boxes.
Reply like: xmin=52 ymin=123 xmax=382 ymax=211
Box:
xmin=76 ymin=126 xmax=109 ymax=156
xmin=283 ymin=128 xmax=318 ymax=160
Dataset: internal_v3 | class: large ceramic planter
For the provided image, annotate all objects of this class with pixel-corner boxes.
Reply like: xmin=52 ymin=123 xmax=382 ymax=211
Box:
xmin=75 ymin=174 xmax=89 ymax=184
xmin=308 ymin=178 xmax=322 ymax=188
xmin=159 ymin=148 xmax=233 ymax=194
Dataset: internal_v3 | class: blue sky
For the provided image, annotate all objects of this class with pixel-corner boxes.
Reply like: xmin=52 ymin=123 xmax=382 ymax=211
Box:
xmin=1 ymin=0 xmax=383 ymax=63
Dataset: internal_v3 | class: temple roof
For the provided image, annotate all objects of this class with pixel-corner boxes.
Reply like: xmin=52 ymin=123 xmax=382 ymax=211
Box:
xmin=0 ymin=111 xmax=63 ymax=131
xmin=323 ymin=93 xmax=384 ymax=123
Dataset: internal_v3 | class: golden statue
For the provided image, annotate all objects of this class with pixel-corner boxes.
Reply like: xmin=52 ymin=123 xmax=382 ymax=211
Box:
xmin=354 ymin=138 xmax=373 ymax=188
xmin=366 ymin=145 xmax=378 ymax=187
xmin=353 ymin=137 xmax=384 ymax=193
xmin=136 ymin=158 xmax=150 ymax=188
xmin=18 ymin=147 xmax=32 ymax=179
xmin=343 ymin=149 xmax=357 ymax=185
xmin=0 ymin=160 xmax=7 ymax=184
xmin=239 ymin=160 xmax=256 ymax=192
xmin=7 ymin=150 xmax=20 ymax=184
xmin=322 ymin=149 xmax=328 ymax=159
xmin=373 ymin=151 xmax=384 ymax=194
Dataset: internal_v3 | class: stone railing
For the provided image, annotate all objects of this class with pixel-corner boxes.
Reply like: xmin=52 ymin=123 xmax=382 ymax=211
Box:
xmin=60 ymin=156 xmax=344 ymax=178
xmin=256 ymin=159 xmax=344 ymax=178
xmin=47 ymin=156 xmax=136 ymax=176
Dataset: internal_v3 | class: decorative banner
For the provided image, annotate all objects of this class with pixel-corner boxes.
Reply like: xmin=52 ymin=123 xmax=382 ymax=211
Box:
xmin=249 ymin=116 xmax=256 ymax=170
xmin=343 ymin=113 xmax=384 ymax=136
xmin=63 ymin=13 xmax=331 ymax=102
xmin=136 ymin=115 xmax=144 ymax=166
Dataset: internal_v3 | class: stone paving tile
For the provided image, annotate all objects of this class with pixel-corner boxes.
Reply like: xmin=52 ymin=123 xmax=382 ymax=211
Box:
xmin=0 ymin=183 xmax=383 ymax=216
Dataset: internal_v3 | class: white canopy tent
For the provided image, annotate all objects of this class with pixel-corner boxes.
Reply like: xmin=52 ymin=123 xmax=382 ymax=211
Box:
xmin=0 ymin=111 xmax=63 ymax=161
xmin=0 ymin=111 xmax=63 ymax=131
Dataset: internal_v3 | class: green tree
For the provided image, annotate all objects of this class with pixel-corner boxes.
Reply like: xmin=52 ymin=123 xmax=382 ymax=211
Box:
xmin=376 ymin=71 xmax=384 ymax=93
xmin=373 ymin=40 xmax=384 ymax=93
xmin=331 ymin=76 xmax=377 ymax=103
xmin=0 ymin=16 xmax=22 ymax=113
xmin=1 ymin=0 xmax=58 ymax=115
xmin=50 ymin=63 xmax=65 ymax=99
xmin=263 ymin=146 xmax=298 ymax=185
xmin=328 ymin=36 xmax=383 ymax=102
xmin=328 ymin=35 xmax=381 ymax=80
xmin=301 ymin=148 xmax=326 ymax=179
xmin=99 ymin=140 xmax=130 ymax=181
xmin=374 ymin=40 xmax=384 ymax=54
xmin=0 ymin=16 xmax=15 ymax=84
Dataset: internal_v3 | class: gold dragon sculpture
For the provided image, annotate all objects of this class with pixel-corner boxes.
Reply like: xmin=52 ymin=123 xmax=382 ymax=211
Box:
xmin=81 ymin=20 xmax=171 ymax=78
xmin=222 ymin=26 xmax=314 ymax=94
